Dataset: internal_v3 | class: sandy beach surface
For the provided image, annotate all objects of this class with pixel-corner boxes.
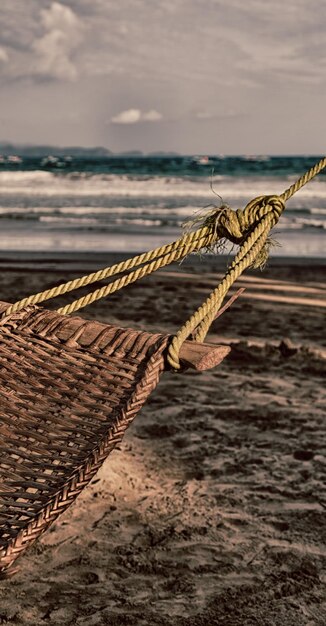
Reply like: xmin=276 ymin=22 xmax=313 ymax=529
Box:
xmin=0 ymin=254 xmax=325 ymax=625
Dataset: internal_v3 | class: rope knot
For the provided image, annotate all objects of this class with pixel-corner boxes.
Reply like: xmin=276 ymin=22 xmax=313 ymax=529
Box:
xmin=210 ymin=194 xmax=285 ymax=245
xmin=243 ymin=194 xmax=285 ymax=228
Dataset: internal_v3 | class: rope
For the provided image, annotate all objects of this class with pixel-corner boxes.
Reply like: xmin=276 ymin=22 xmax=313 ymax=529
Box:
xmin=3 ymin=156 xmax=326 ymax=368
xmin=167 ymin=156 xmax=326 ymax=368
xmin=56 ymin=230 xmax=211 ymax=316
xmin=280 ymin=156 xmax=326 ymax=203
xmin=167 ymin=212 xmax=276 ymax=369
xmin=2 ymin=226 xmax=214 ymax=317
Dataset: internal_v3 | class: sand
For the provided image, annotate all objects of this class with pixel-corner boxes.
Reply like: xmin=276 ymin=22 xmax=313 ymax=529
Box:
xmin=0 ymin=254 xmax=325 ymax=625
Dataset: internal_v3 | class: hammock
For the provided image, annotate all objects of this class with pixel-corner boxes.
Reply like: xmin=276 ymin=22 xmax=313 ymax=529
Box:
xmin=0 ymin=157 xmax=325 ymax=578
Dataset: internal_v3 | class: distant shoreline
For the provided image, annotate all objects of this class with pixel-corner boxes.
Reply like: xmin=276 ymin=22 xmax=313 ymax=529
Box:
xmin=0 ymin=143 xmax=323 ymax=158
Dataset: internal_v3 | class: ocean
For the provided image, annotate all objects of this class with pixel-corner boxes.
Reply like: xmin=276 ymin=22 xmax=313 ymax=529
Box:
xmin=0 ymin=155 xmax=325 ymax=258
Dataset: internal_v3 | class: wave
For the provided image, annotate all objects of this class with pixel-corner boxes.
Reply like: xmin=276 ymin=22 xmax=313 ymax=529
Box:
xmin=1 ymin=170 xmax=326 ymax=203
xmin=39 ymin=216 xmax=164 ymax=229
xmin=287 ymin=218 xmax=326 ymax=230
xmin=0 ymin=170 xmax=54 ymax=185
xmin=310 ymin=207 xmax=326 ymax=215
xmin=39 ymin=216 xmax=99 ymax=225
xmin=0 ymin=204 xmax=324 ymax=216
xmin=0 ymin=205 xmax=196 ymax=219
xmin=1 ymin=206 xmax=324 ymax=232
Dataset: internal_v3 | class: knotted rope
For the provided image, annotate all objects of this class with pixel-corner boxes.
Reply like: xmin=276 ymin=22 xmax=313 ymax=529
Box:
xmin=168 ymin=195 xmax=285 ymax=368
xmin=3 ymin=156 xmax=326 ymax=369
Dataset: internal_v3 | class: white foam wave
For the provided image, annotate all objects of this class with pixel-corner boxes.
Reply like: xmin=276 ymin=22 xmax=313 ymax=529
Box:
xmin=0 ymin=170 xmax=54 ymax=184
xmin=39 ymin=216 xmax=98 ymax=225
xmin=1 ymin=171 xmax=326 ymax=205
xmin=294 ymin=218 xmax=326 ymax=229
xmin=310 ymin=207 xmax=326 ymax=215
xmin=0 ymin=205 xmax=205 ymax=218
xmin=1 ymin=205 xmax=325 ymax=232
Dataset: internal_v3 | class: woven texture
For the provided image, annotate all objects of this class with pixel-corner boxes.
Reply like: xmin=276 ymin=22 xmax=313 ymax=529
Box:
xmin=0 ymin=306 xmax=168 ymax=577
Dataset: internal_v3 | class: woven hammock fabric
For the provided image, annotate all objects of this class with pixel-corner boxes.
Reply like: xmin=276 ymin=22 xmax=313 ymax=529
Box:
xmin=0 ymin=305 xmax=168 ymax=577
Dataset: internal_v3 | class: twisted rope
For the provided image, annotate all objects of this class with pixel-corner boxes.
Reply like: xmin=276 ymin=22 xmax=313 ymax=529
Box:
xmin=3 ymin=156 xmax=326 ymax=368
xmin=57 ymin=230 xmax=211 ymax=316
xmin=280 ymin=156 xmax=326 ymax=203
xmin=2 ymin=227 xmax=214 ymax=317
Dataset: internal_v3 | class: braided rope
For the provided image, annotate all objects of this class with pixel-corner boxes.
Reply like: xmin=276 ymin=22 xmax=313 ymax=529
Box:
xmin=3 ymin=156 xmax=326 ymax=368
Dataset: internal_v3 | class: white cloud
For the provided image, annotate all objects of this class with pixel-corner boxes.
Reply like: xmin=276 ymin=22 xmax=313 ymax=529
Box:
xmin=142 ymin=110 xmax=163 ymax=122
xmin=0 ymin=47 xmax=9 ymax=64
xmin=111 ymin=109 xmax=142 ymax=124
xmin=111 ymin=109 xmax=163 ymax=124
xmin=32 ymin=2 xmax=84 ymax=81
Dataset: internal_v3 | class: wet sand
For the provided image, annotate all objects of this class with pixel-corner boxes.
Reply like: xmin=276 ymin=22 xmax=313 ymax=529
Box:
xmin=0 ymin=254 xmax=325 ymax=625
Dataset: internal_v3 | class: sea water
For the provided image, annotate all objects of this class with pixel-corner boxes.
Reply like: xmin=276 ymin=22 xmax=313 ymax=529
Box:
xmin=0 ymin=155 xmax=325 ymax=257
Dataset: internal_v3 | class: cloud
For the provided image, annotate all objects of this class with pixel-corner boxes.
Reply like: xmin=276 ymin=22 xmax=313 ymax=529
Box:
xmin=0 ymin=0 xmax=325 ymax=154
xmin=0 ymin=47 xmax=9 ymax=64
xmin=192 ymin=108 xmax=243 ymax=122
xmin=111 ymin=109 xmax=163 ymax=124
xmin=1 ymin=0 xmax=325 ymax=89
xmin=142 ymin=110 xmax=163 ymax=122
xmin=31 ymin=2 xmax=84 ymax=81
xmin=85 ymin=0 xmax=326 ymax=87
xmin=195 ymin=111 xmax=214 ymax=120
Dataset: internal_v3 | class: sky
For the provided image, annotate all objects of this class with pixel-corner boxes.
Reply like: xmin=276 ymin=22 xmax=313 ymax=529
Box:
xmin=0 ymin=0 xmax=325 ymax=154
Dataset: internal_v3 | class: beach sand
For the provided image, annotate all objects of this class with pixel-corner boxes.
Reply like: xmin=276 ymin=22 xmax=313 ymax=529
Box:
xmin=0 ymin=255 xmax=325 ymax=625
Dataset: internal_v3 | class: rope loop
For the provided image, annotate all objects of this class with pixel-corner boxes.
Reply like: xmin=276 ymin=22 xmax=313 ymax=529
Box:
xmin=242 ymin=194 xmax=285 ymax=227
xmin=210 ymin=194 xmax=285 ymax=246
